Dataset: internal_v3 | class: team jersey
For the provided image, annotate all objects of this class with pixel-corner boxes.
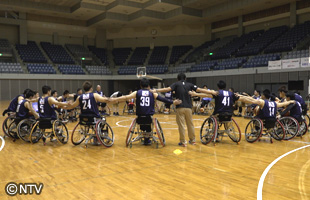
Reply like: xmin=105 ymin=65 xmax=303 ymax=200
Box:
xmin=290 ymin=101 xmax=302 ymax=119
xmin=294 ymin=93 xmax=306 ymax=107
xmin=38 ymin=97 xmax=57 ymax=120
xmin=7 ymin=94 xmax=23 ymax=112
xmin=165 ymin=92 xmax=173 ymax=100
xmin=257 ymin=100 xmax=277 ymax=120
xmin=136 ymin=89 xmax=155 ymax=116
xmin=96 ymin=91 xmax=104 ymax=97
xmin=213 ymin=90 xmax=238 ymax=114
xmin=202 ymin=90 xmax=212 ymax=101
xmin=79 ymin=93 xmax=100 ymax=118
xmin=16 ymin=99 xmax=30 ymax=119
xmin=32 ymin=102 xmax=39 ymax=113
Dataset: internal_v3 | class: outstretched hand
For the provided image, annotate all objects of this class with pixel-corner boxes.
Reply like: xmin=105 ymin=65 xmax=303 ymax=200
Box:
xmin=150 ymin=89 xmax=157 ymax=94
xmin=173 ymin=99 xmax=182 ymax=105
xmin=211 ymin=91 xmax=219 ymax=96
xmin=188 ymin=91 xmax=197 ymax=96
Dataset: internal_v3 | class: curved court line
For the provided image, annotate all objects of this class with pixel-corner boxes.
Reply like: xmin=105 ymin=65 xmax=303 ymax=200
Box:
xmin=257 ymin=144 xmax=310 ymax=200
xmin=298 ymin=159 xmax=310 ymax=200
xmin=0 ymin=136 xmax=5 ymax=152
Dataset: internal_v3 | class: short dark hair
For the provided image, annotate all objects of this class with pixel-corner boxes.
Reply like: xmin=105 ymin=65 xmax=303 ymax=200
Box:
xmin=229 ymin=87 xmax=234 ymax=92
xmin=140 ymin=78 xmax=150 ymax=88
xmin=51 ymin=90 xmax=57 ymax=96
xmin=63 ymin=90 xmax=70 ymax=95
xmin=255 ymin=90 xmax=261 ymax=96
xmin=285 ymin=92 xmax=295 ymax=100
xmin=42 ymin=85 xmax=51 ymax=95
xmin=278 ymin=86 xmax=288 ymax=93
xmin=263 ymin=89 xmax=271 ymax=99
xmin=77 ymin=88 xmax=82 ymax=93
xmin=83 ymin=81 xmax=92 ymax=92
xmin=203 ymin=85 xmax=208 ymax=88
xmin=23 ymin=89 xmax=31 ymax=95
xmin=217 ymin=80 xmax=226 ymax=89
xmin=25 ymin=90 xmax=36 ymax=99
xmin=177 ymin=73 xmax=186 ymax=81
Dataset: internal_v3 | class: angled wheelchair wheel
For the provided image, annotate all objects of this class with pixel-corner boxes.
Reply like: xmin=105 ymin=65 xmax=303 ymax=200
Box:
xmin=71 ymin=123 xmax=86 ymax=145
xmin=126 ymin=118 xmax=136 ymax=147
xmin=96 ymin=120 xmax=114 ymax=147
xmin=154 ymin=118 xmax=165 ymax=147
xmin=305 ymin=114 xmax=310 ymax=131
xmin=53 ymin=120 xmax=69 ymax=144
xmin=8 ymin=120 xmax=19 ymax=139
xmin=2 ymin=115 xmax=15 ymax=137
xmin=244 ymin=118 xmax=263 ymax=143
xmin=224 ymin=118 xmax=241 ymax=143
xmin=269 ymin=119 xmax=285 ymax=141
xmin=279 ymin=117 xmax=299 ymax=140
xmin=298 ymin=120 xmax=308 ymax=137
xmin=122 ymin=104 xmax=127 ymax=115
xmin=206 ymin=102 xmax=215 ymax=115
xmin=200 ymin=116 xmax=217 ymax=145
xmin=17 ymin=119 xmax=35 ymax=142
xmin=29 ymin=121 xmax=43 ymax=144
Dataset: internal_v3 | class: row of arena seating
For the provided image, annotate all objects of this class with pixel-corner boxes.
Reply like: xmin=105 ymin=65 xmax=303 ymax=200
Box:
xmin=0 ymin=63 xmax=23 ymax=73
xmin=65 ymin=44 xmax=92 ymax=58
xmin=118 ymin=65 xmax=168 ymax=75
xmin=0 ymin=39 xmax=11 ymax=54
xmin=170 ymin=63 xmax=194 ymax=74
xmin=86 ymin=65 xmax=112 ymax=75
xmin=283 ymin=49 xmax=309 ymax=59
xmin=128 ymin=47 xmax=150 ymax=65
xmin=58 ymin=65 xmax=85 ymax=75
xmin=170 ymin=45 xmax=192 ymax=64
xmin=148 ymin=46 xmax=168 ymax=65
xmin=41 ymin=42 xmax=75 ymax=64
xmin=113 ymin=48 xmax=132 ymax=65
xmin=243 ymin=53 xmax=280 ymax=68
xmin=27 ymin=63 xmax=56 ymax=74
xmin=88 ymin=46 xmax=108 ymax=65
xmin=16 ymin=41 xmax=47 ymax=63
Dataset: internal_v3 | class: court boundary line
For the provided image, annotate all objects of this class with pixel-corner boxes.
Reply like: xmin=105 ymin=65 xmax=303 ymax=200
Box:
xmin=257 ymin=144 xmax=310 ymax=200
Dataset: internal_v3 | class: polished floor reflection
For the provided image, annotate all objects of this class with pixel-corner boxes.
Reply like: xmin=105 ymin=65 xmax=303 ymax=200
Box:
xmin=0 ymin=101 xmax=309 ymax=200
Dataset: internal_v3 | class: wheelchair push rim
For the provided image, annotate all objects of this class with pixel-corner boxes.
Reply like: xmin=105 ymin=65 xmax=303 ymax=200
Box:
xmin=126 ymin=118 xmax=136 ymax=147
xmin=96 ymin=120 xmax=114 ymax=147
xmin=224 ymin=118 xmax=241 ymax=143
xmin=200 ymin=116 xmax=217 ymax=145
xmin=2 ymin=115 xmax=14 ymax=137
xmin=17 ymin=119 xmax=35 ymax=143
xmin=53 ymin=120 xmax=69 ymax=144
xmin=269 ymin=119 xmax=285 ymax=141
xmin=71 ymin=123 xmax=86 ymax=145
xmin=29 ymin=121 xmax=43 ymax=144
xmin=244 ymin=118 xmax=263 ymax=143
xmin=279 ymin=117 xmax=299 ymax=140
xmin=297 ymin=120 xmax=308 ymax=137
xmin=154 ymin=118 xmax=165 ymax=147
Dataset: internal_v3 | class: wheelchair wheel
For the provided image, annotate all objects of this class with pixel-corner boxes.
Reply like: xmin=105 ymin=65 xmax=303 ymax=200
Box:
xmin=154 ymin=118 xmax=165 ymax=147
xmin=8 ymin=120 xmax=18 ymax=139
xmin=224 ymin=118 xmax=241 ymax=143
xmin=269 ymin=119 xmax=285 ymax=141
xmin=71 ymin=123 xmax=86 ymax=145
xmin=96 ymin=121 xmax=114 ymax=147
xmin=298 ymin=120 xmax=308 ymax=137
xmin=200 ymin=116 xmax=217 ymax=145
xmin=29 ymin=121 xmax=43 ymax=144
xmin=305 ymin=114 xmax=310 ymax=131
xmin=53 ymin=120 xmax=69 ymax=144
xmin=126 ymin=118 xmax=136 ymax=147
xmin=244 ymin=118 xmax=263 ymax=143
xmin=2 ymin=115 xmax=15 ymax=137
xmin=206 ymin=102 xmax=215 ymax=115
xmin=279 ymin=117 xmax=299 ymax=140
xmin=17 ymin=119 xmax=35 ymax=142
xmin=122 ymin=103 xmax=127 ymax=115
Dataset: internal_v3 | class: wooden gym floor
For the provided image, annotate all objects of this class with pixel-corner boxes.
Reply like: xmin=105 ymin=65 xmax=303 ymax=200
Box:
xmin=0 ymin=101 xmax=309 ymax=200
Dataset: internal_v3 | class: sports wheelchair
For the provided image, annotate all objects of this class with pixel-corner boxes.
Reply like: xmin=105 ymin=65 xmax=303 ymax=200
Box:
xmin=244 ymin=118 xmax=285 ymax=143
xmin=6 ymin=115 xmax=36 ymax=142
xmin=71 ymin=115 xmax=114 ymax=148
xmin=195 ymin=101 xmax=215 ymax=115
xmin=159 ymin=102 xmax=176 ymax=114
xmin=2 ymin=112 xmax=16 ymax=138
xmin=123 ymin=102 xmax=136 ymax=115
xmin=200 ymin=113 xmax=241 ymax=145
xmin=29 ymin=118 xmax=69 ymax=145
xmin=126 ymin=116 xmax=165 ymax=148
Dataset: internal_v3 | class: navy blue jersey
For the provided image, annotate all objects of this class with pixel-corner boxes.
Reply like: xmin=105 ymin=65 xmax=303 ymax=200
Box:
xmin=251 ymin=95 xmax=260 ymax=108
xmin=213 ymin=90 xmax=238 ymax=114
xmin=96 ymin=91 xmax=104 ymax=96
xmin=295 ymin=93 xmax=306 ymax=107
xmin=290 ymin=101 xmax=302 ymax=119
xmin=257 ymin=100 xmax=277 ymax=119
xmin=16 ymin=99 xmax=30 ymax=119
xmin=8 ymin=94 xmax=23 ymax=112
xmin=136 ymin=89 xmax=155 ymax=116
xmin=165 ymin=92 xmax=173 ymax=100
xmin=79 ymin=93 xmax=100 ymax=118
xmin=38 ymin=97 xmax=57 ymax=120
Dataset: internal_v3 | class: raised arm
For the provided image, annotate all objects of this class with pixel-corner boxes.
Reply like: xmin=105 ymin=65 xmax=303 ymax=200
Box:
xmin=196 ymin=88 xmax=218 ymax=96
xmin=189 ymin=91 xmax=213 ymax=98
xmin=152 ymin=87 xmax=172 ymax=93
xmin=109 ymin=91 xmax=137 ymax=103
xmin=65 ymin=97 xmax=80 ymax=110
xmin=277 ymin=100 xmax=295 ymax=108
xmin=49 ymin=97 xmax=68 ymax=108
xmin=94 ymin=93 xmax=110 ymax=103
xmin=238 ymin=95 xmax=264 ymax=107
xmin=153 ymin=93 xmax=182 ymax=105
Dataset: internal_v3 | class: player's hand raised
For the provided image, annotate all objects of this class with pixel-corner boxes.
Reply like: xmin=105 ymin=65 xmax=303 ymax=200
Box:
xmin=188 ymin=91 xmax=196 ymax=96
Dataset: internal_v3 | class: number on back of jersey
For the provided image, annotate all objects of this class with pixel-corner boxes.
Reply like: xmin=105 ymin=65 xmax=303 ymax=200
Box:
xmin=82 ymin=99 xmax=91 ymax=109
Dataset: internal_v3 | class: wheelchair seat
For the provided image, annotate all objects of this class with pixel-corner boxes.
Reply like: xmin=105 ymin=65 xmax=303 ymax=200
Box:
xmin=79 ymin=115 xmax=98 ymax=125
xmin=217 ymin=112 xmax=233 ymax=122
xmin=137 ymin=115 xmax=152 ymax=132
xmin=38 ymin=118 xmax=53 ymax=129
xmin=263 ymin=118 xmax=276 ymax=129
